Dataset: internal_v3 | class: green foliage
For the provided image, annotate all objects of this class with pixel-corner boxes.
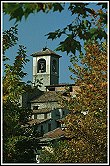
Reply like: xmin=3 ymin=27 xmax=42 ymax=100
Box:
xmin=3 ymin=25 xmax=18 ymax=60
xmin=3 ymin=132 xmax=41 ymax=163
xmin=3 ymin=26 xmax=41 ymax=163
xmin=3 ymin=3 xmax=64 ymax=23
xmin=3 ymin=44 xmax=29 ymax=103
xmin=52 ymin=3 xmax=64 ymax=12
xmin=46 ymin=2 xmax=107 ymax=60
xmin=3 ymin=98 xmax=39 ymax=163
xmin=56 ymin=36 xmax=81 ymax=55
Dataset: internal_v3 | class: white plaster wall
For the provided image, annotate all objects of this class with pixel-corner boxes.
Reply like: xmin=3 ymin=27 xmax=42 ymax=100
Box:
xmin=37 ymin=114 xmax=44 ymax=119
xmin=31 ymin=101 xmax=69 ymax=134
xmin=59 ymin=108 xmax=63 ymax=118
xmin=32 ymin=115 xmax=34 ymax=119
xmin=47 ymin=112 xmax=51 ymax=119
xmin=31 ymin=102 xmax=59 ymax=110
xmin=33 ymin=57 xmax=37 ymax=75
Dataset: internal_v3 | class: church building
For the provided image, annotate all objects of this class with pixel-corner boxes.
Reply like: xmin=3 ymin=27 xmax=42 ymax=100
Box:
xmin=21 ymin=47 xmax=78 ymax=140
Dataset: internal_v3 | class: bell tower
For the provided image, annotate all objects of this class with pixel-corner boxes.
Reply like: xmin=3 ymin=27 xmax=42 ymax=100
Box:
xmin=31 ymin=47 xmax=61 ymax=91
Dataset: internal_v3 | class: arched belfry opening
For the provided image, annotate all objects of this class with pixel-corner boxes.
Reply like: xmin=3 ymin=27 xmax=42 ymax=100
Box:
xmin=52 ymin=59 xmax=57 ymax=73
xmin=37 ymin=58 xmax=46 ymax=73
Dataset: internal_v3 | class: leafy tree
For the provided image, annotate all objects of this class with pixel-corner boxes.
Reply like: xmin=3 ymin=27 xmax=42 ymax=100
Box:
xmin=3 ymin=3 xmax=64 ymax=22
xmin=3 ymin=26 xmax=42 ymax=163
xmin=40 ymin=41 xmax=107 ymax=163
xmin=61 ymin=41 xmax=107 ymax=163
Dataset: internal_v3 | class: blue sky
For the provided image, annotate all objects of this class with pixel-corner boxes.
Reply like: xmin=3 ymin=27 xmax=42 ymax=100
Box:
xmin=3 ymin=1 xmax=106 ymax=84
xmin=3 ymin=2 xmax=75 ymax=84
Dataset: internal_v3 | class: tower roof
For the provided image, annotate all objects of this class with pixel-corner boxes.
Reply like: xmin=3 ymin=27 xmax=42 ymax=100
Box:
xmin=31 ymin=47 xmax=62 ymax=58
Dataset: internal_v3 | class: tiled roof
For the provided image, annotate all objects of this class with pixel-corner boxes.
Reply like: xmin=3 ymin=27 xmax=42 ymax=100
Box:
xmin=43 ymin=127 xmax=65 ymax=139
xmin=46 ymin=83 xmax=75 ymax=87
xmin=31 ymin=48 xmax=61 ymax=58
xmin=28 ymin=118 xmax=52 ymax=125
xmin=33 ymin=108 xmax=52 ymax=114
xmin=30 ymin=91 xmax=62 ymax=103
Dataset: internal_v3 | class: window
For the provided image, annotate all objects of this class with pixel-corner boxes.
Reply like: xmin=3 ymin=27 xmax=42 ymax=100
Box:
xmin=44 ymin=113 xmax=47 ymax=119
xmin=34 ymin=113 xmax=37 ymax=119
xmin=38 ymin=59 xmax=46 ymax=73
xmin=48 ymin=123 xmax=51 ymax=132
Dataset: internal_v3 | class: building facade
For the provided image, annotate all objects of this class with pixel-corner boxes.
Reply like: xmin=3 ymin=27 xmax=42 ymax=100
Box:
xmin=21 ymin=48 xmax=78 ymax=139
xmin=19 ymin=47 xmax=80 ymax=163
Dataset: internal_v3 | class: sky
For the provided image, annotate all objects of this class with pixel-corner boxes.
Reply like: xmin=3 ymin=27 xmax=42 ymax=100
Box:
xmin=3 ymin=2 xmax=76 ymax=84
xmin=2 ymin=1 xmax=107 ymax=85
